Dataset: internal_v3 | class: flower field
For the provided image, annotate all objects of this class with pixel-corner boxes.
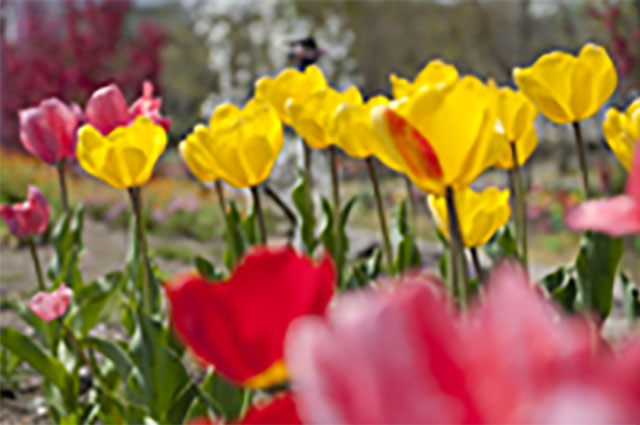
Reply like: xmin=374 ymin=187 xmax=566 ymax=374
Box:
xmin=1 ymin=1 xmax=640 ymax=424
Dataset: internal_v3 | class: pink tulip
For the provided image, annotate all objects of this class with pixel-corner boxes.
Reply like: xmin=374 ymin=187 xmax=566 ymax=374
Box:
xmin=565 ymin=144 xmax=640 ymax=235
xmin=19 ymin=98 xmax=79 ymax=164
xmin=84 ymin=84 xmax=131 ymax=135
xmin=28 ymin=284 xmax=73 ymax=322
xmin=0 ymin=186 xmax=50 ymax=239
xmin=85 ymin=81 xmax=171 ymax=135
xmin=129 ymin=81 xmax=172 ymax=132
xmin=286 ymin=263 xmax=640 ymax=424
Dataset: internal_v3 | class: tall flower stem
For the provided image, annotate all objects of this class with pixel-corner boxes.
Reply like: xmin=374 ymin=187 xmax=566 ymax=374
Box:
xmin=469 ymin=247 xmax=483 ymax=282
xmin=445 ymin=186 xmax=469 ymax=308
xmin=56 ymin=161 xmax=69 ymax=213
xmin=509 ymin=142 xmax=528 ymax=268
xmin=27 ymin=237 xmax=45 ymax=291
xmin=250 ymin=186 xmax=267 ymax=244
xmin=366 ymin=157 xmax=393 ymax=273
xmin=329 ymin=146 xmax=342 ymax=274
xmin=572 ymin=122 xmax=592 ymax=199
xmin=302 ymin=139 xmax=312 ymax=189
xmin=215 ymin=180 xmax=238 ymax=263
xmin=127 ymin=187 xmax=152 ymax=315
xmin=404 ymin=175 xmax=418 ymax=232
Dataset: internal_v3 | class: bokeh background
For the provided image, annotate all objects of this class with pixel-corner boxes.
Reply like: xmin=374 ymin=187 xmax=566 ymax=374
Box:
xmin=1 ymin=0 xmax=639 ymax=305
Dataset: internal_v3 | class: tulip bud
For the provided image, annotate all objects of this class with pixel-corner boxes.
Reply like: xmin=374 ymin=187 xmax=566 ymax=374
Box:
xmin=28 ymin=284 xmax=73 ymax=322
xmin=19 ymin=98 xmax=79 ymax=164
xmin=84 ymin=84 xmax=130 ymax=135
xmin=0 ymin=185 xmax=50 ymax=239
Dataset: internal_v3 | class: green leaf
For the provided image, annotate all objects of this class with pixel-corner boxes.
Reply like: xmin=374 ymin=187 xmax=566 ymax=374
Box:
xmin=165 ymin=383 xmax=198 ymax=425
xmin=291 ymin=169 xmax=317 ymax=255
xmin=85 ymin=337 xmax=134 ymax=383
xmin=223 ymin=202 xmax=248 ymax=270
xmin=575 ymin=232 xmax=623 ymax=319
xmin=540 ymin=267 xmax=566 ymax=293
xmin=48 ymin=206 xmax=85 ymax=290
xmin=0 ymin=327 xmax=71 ymax=393
xmin=194 ymin=256 xmax=224 ymax=280
xmin=345 ymin=249 xmax=382 ymax=290
xmin=242 ymin=204 xmax=259 ymax=245
xmin=198 ymin=372 xmax=247 ymax=421
xmin=320 ymin=196 xmax=357 ymax=286
xmin=484 ymin=226 xmax=518 ymax=262
xmin=392 ymin=201 xmax=422 ymax=274
xmin=551 ymin=277 xmax=578 ymax=313
xmin=2 ymin=298 xmax=58 ymax=349
xmin=621 ymin=272 xmax=640 ymax=324
xmin=127 ymin=311 xmax=191 ymax=422
xmin=65 ymin=271 xmax=123 ymax=336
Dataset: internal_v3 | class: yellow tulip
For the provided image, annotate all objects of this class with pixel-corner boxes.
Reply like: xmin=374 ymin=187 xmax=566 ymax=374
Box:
xmin=372 ymin=75 xmax=503 ymax=195
xmin=180 ymin=100 xmax=284 ymax=189
xmin=602 ymin=98 xmax=639 ymax=170
xmin=330 ymin=95 xmax=405 ymax=172
xmin=287 ymin=86 xmax=362 ymax=150
xmin=254 ymin=65 xmax=327 ymax=126
xmin=390 ymin=59 xmax=459 ymax=99
xmin=428 ymin=187 xmax=511 ymax=248
xmin=489 ymin=81 xmax=539 ymax=169
xmin=77 ymin=116 xmax=167 ymax=189
xmin=513 ymin=43 xmax=617 ymax=124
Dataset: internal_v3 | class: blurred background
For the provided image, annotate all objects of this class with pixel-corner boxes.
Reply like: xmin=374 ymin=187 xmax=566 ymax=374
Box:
xmin=1 ymin=0 xmax=639 ymax=297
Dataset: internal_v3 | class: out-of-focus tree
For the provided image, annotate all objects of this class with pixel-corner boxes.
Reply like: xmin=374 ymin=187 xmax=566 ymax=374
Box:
xmin=1 ymin=0 xmax=166 ymax=150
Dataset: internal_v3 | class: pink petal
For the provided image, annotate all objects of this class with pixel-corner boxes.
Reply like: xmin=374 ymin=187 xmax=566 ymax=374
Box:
xmin=28 ymin=284 xmax=73 ymax=322
xmin=626 ymin=141 xmax=640 ymax=203
xmin=565 ymin=195 xmax=640 ymax=236
xmin=0 ymin=186 xmax=50 ymax=239
xmin=129 ymin=80 xmax=172 ymax=131
xmin=85 ymin=84 xmax=130 ymax=135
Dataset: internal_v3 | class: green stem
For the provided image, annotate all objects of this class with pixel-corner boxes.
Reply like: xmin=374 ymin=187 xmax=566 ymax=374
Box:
xmin=251 ymin=186 xmax=267 ymax=244
xmin=445 ymin=186 xmax=469 ymax=308
xmin=60 ymin=320 xmax=100 ymax=382
xmin=404 ymin=175 xmax=418 ymax=233
xmin=329 ymin=146 xmax=342 ymax=284
xmin=470 ymin=247 xmax=483 ymax=282
xmin=572 ymin=122 xmax=592 ymax=199
xmin=27 ymin=237 xmax=45 ymax=291
xmin=366 ymin=157 xmax=393 ymax=273
xmin=127 ymin=187 xmax=152 ymax=315
xmin=303 ymin=140 xmax=312 ymax=186
xmin=215 ymin=180 xmax=239 ymax=264
xmin=56 ymin=161 xmax=69 ymax=213
xmin=509 ymin=142 xmax=528 ymax=268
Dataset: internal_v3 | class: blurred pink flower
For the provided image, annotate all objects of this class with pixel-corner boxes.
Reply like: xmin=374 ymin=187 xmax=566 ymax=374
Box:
xmin=28 ymin=284 xmax=73 ymax=322
xmin=85 ymin=80 xmax=171 ymax=135
xmin=19 ymin=98 xmax=79 ymax=164
xmin=565 ymin=144 xmax=640 ymax=235
xmin=0 ymin=185 xmax=50 ymax=239
xmin=286 ymin=263 xmax=640 ymax=424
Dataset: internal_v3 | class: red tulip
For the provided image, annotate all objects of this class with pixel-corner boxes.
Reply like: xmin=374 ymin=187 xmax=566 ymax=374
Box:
xmin=28 ymin=284 xmax=73 ymax=322
xmin=19 ymin=98 xmax=79 ymax=164
xmin=565 ymin=144 xmax=640 ymax=235
xmin=286 ymin=263 xmax=640 ymax=424
xmin=188 ymin=393 xmax=301 ymax=425
xmin=0 ymin=186 xmax=50 ymax=239
xmin=85 ymin=81 xmax=171 ymax=135
xmin=166 ymin=246 xmax=335 ymax=388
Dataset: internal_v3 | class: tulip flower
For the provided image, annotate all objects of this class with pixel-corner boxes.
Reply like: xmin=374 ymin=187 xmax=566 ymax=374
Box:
xmin=565 ymin=144 xmax=640 ymax=235
xmin=166 ymin=247 xmax=334 ymax=389
xmin=28 ymin=284 xmax=73 ymax=322
xmin=254 ymin=65 xmax=327 ymax=126
xmin=389 ymin=59 xmax=459 ymax=99
xmin=373 ymin=76 xmax=503 ymax=303
xmin=19 ymin=98 xmax=79 ymax=211
xmin=489 ymin=81 xmax=538 ymax=266
xmin=189 ymin=393 xmax=301 ymax=425
xmin=428 ymin=186 xmax=511 ymax=248
xmin=286 ymin=264 xmax=640 ymax=423
xmin=85 ymin=81 xmax=172 ymax=136
xmin=514 ymin=43 xmax=618 ymax=198
xmin=1 ymin=186 xmax=50 ymax=290
xmin=602 ymin=98 xmax=639 ymax=170
xmin=180 ymin=100 xmax=284 ymax=243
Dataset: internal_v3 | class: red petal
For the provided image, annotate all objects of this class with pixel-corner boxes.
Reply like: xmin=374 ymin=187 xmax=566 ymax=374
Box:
xmin=166 ymin=246 xmax=334 ymax=385
xmin=85 ymin=84 xmax=130 ymax=134
xmin=240 ymin=394 xmax=302 ymax=425
xmin=565 ymin=195 xmax=640 ymax=236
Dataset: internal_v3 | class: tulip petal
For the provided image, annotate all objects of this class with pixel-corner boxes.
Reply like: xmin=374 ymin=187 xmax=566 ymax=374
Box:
xmin=85 ymin=84 xmax=130 ymax=135
xmin=577 ymin=43 xmax=618 ymax=121
xmin=625 ymin=145 xmax=640 ymax=203
xmin=565 ymin=195 xmax=640 ymax=236
xmin=166 ymin=247 xmax=335 ymax=387
xmin=603 ymin=101 xmax=639 ymax=170
xmin=240 ymin=394 xmax=302 ymax=425
xmin=28 ymin=284 xmax=73 ymax=322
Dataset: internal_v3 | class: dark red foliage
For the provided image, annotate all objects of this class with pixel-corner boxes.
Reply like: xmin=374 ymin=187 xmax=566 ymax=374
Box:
xmin=589 ymin=4 xmax=638 ymax=79
xmin=1 ymin=0 xmax=166 ymax=150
